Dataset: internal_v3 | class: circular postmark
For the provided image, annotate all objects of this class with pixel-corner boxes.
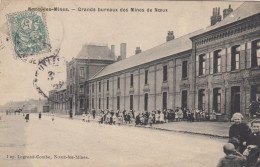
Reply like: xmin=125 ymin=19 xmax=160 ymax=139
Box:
xmin=6 ymin=9 xmax=65 ymax=102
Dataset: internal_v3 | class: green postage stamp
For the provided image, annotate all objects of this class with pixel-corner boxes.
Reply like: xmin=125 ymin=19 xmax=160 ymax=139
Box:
xmin=6 ymin=10 xmax=51 ymax=58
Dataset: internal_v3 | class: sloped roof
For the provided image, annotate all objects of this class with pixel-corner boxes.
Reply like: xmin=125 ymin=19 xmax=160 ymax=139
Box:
xmin=90 ymin=29 xmax=203 ymax=80
xmin=77 ymin=44 xmax=115 ymax=60
xmin=191 ymin=2 xmax=260 ymax=39
xmin=89 ymin=2 xmax=259 ymax=80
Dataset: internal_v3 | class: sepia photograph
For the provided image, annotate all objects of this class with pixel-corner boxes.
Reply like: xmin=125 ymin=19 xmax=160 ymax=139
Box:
xmin=0 ymin=0 xmax=260 ymax=167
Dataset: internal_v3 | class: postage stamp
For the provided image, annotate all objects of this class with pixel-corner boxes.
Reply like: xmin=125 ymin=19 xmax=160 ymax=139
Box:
xmin=6 ymin=9 xmax=51 ymax=58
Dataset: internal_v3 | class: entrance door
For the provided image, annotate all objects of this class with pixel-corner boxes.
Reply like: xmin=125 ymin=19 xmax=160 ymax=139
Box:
xmin=162 ymin=92 xmax=167 ymax=110
xmin=70 ymin=99 xmax=72 ymax=110
xmin=231 ymin=86 xmax=240 ymax=115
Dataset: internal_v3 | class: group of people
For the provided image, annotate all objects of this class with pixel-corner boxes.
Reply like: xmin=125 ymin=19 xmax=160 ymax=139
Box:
xmin=82 ymin=108 xmax=211 ymax=126
xmin=217 ymin=113 xmax=260 ymax=167
xmin=166 ymin=108 xmax=210 ymax=122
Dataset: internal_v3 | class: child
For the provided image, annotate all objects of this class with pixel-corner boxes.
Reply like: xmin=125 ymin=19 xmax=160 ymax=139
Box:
xmin=112 ymin=114 xmax=117 ymax=125
xmin=217 ymin=143 xmax=246 ymax=167
xmin=82 ymin=112 xmax=86 ymax=122
xmin=118 ymin=114 xmax=123 ymax=126
xmin=51 ymin=112 xmax=55 ymax=121
xmin=25 ymin=113 xmax=29 ymax=122
xmin=97 ymin=114 xmax=102 ymax=124
xmin=160 ymin=112 xmax=164 ymax=124
xmin=148 ymin=113 xmax=153 ymax=126
xmin=86 ymin=113 xmax=91 ymax=122
xmin=155 ymin=112 xmax=160 ymax=124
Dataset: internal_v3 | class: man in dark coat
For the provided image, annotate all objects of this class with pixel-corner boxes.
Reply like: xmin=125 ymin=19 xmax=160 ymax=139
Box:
xmin=25 ymin=114 xmax=29 ymax=122
xmin=69 ymin=111 xmax=73 ymax=120
xmin=39 ymin=112 xmax=42 ymax=120
xmin=92 ymin=109 xmax=96 ymax=119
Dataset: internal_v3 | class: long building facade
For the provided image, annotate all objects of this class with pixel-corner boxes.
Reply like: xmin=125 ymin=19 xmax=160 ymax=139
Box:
xmin=50 ymin=3 xmax=260 ymax=120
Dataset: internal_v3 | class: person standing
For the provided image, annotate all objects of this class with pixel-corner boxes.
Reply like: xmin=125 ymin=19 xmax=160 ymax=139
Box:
xmin=92 ymin=109 xmax=96 ymax=119
xmin=25 ymin=113 xmax=29 ymax=122
xmin=39 ymin=112 xmax=42 ymax=120
xmin=51 ymin=112 xmax=55 ymax=121
xmin=229 ymin=113 xmax=251 ymax=153
xmin=160 ymin=111 xmax=164 ymax=124
xmin=69 ymin=111 xmax=73 ymax=120
xmin=82 ymin=112 xmax=86 ymax=122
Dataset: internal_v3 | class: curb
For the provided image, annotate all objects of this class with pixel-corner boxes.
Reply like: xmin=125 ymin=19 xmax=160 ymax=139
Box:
xmin=53 ymin=114 xmax=229 ymax=139
xmin=119 ymin=123 xmax=229 ymax=139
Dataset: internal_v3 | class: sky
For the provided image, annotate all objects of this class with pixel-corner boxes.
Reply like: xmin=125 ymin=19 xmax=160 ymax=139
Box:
xmin=0 ymin=0 xmax=243 ymax=105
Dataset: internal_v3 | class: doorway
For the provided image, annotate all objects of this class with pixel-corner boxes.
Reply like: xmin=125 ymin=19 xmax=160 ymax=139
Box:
xmin=231 ymin=86 xmax=240 ymax=116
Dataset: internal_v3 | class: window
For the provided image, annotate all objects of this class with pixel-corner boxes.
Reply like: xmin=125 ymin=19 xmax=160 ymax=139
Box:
xmin=117 ymin=77 xmax=120 ymax=89
xmin=80 ymin=99 xmax=84 ymax=109
xmin=107 ymin=80 xmax=109 ymax=91
xmin=145 ymin=70 xmax=148 ymax=84
xmin=79 ymin=67 xmax=84 ymax=78
xmin=231 ymin=45 xmax=240 ymax=70
xmin=214 ymin=50 xmax=221 ymax=73
xmin=106 ymin=97 xmax=109 ymax=109
xmin=86 ymin=98 xmax=89 ymax=110
xmin=70 ymin=69 xmax=72 ymax=78
xmin=92 ymin=84 xmax=94 ymax=93
xmin=182 ymin=90 xmax=187 ymax=109
xmin=130 ymin=95 xmax=133 ymax=110
xmin=70 ymin=85 xmax=73 ymax=94
xmin=144 ymin=93 xmax=148 ymax=111
xmin=198 ymin=89 xmax=205 ymax=110
xmin=199 ymin=54 xmax=206 ymax=75
xmin=117 ymin=96 xmax=120 ymax=110
xmin=163 ymin=65 xmax=168 ymax=81
xmin=162 ymin=92 xmax=167 ymax=110
xmin=182 ymin=61 xmax=188 ymax=79
xmin=86 ymin=84 xmax=89 ymax=94
xmin=213 ymin=88 xmax=221 ymax=113
xmin=99 ymin=82 xmax=101 ymax=92
xmin=79 ymin=84 xmax=84 ymax=94
xmin=231 ymin=86 xmax=240 ymax=114
xmin=252 ymin=39 xmax=260 ymax=67
xmin=99 ymin=97 xmax=101 ymax=109
xmin=92 ymin=98 xmax=94 ymax=109
xmin=130 ymin=74 xmax=134 ymax=87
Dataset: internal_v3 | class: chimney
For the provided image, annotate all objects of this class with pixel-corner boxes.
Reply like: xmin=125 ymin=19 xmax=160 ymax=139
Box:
xmin=120 ymin=43 xmax=126 ymax=60
xmin=111 ymin=45 xmax=115 ymax=56
xmin=223 ymin=4 xmax=233 ymax=19
xmin=135 ymin=47 xmax=142 ymax=54
xmin=211 ymin=7 xmax=222 ymax=26
xmin=166 ymin=31 xmax=175 ymax=42
xmin=111 ymin=45 xmax=115 ymax=60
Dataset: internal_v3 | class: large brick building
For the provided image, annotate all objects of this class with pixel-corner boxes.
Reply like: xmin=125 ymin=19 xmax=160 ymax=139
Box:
xmin=50 ymin=2 xmax=260 ymax=120
xmin=65 ymin=45 xmax=116 ymax=115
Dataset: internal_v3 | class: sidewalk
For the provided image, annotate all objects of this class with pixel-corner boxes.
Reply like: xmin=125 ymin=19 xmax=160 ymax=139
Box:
xmin=150 ymin=121 xmax=231 ymax=138
xmin=51 ymin=113 xmax=231 ymax=138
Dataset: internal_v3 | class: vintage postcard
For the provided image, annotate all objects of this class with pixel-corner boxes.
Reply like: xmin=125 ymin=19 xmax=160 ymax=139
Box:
xmin=0 ymin=0 xmax=260 ymax=167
